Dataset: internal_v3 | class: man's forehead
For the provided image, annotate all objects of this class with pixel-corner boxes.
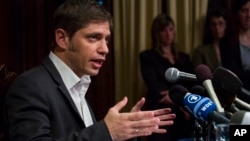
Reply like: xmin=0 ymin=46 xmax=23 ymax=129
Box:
xmin=81 ymin=21 xmax=111 ymax=34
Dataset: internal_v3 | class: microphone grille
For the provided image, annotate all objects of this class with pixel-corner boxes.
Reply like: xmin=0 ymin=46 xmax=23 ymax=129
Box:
xmin=165 ymin=67 xmax=179 ymax=83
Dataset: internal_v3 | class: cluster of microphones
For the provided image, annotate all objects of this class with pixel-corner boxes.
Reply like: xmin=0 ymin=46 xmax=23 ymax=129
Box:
xmin=164 ymin=64 xmax=250 ymax=140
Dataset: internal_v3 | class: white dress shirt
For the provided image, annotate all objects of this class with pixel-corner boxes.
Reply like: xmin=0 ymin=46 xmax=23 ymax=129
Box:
xmin=49 ymin=51 xmax=93 ymax=127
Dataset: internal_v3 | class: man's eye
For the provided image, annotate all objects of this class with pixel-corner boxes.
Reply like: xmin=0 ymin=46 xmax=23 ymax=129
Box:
xmin=89 ymin=35 xmax=98 ymax=41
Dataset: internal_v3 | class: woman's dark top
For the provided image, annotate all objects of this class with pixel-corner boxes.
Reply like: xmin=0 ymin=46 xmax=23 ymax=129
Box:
xmin=139 ymin=48 xmax=195 ymax=141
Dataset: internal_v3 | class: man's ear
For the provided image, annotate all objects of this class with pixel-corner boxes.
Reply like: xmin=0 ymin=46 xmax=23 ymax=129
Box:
xmin=55 ymin=28 xmax=69 ymax=50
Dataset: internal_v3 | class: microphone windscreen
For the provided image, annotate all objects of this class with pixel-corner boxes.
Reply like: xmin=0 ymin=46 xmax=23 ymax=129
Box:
xmin=189 ymin=85 xmax=207 ymax=97
xmin=213 ymin=67 xmax=241 ymax=107
xmin=195 ymin=64 xmax=213 ymax=82
xmin=169 ymin=85 xmax=188 ymax=106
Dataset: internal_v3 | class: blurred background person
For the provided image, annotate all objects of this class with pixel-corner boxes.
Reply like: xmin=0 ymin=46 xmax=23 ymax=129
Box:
xmin=221 ymin=0 xmax=250 ymax=102
xmin=139 ymin=14 xmax=195 ymax=141
xmin=192 ymin=9 xmax=227 ymax=72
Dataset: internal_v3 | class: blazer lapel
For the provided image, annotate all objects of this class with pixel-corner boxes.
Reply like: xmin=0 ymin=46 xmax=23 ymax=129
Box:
xmin=42 ymin=56 xmax=84 ymax=124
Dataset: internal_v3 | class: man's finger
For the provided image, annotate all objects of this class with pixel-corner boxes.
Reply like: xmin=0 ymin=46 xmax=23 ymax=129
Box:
xmin=131 ymin=97 xmax=145 ymax=112
xmin=153 ymin=108 xmax=172 ymax=116
xmin=112 ymin=97 xmax=128 ymax=112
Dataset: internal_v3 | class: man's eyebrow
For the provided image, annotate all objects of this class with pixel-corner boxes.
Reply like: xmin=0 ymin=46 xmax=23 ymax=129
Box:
xmin=87 ymin=31 xmax=111 ymax=37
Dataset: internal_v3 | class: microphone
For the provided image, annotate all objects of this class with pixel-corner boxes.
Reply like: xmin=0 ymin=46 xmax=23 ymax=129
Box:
xmin=190 ymin=85 xmax=240 ymax=114
xmin=239 ymin=87 xmax=250 ymax=103
xmin=213 ymin=66 xmax=250 ymax=111
xmin=195 ymin=64 xmax=224 ymax=113
xmin=231 ymin=110 xmax=250 ymax=125
xmin=165 ymin=67 xmax=197 ymax=83
xmin=169 ymin=85 xmax=230 ymax=124
xmin=213 ymin=66 xmax=241 ymax=105
xmin=234 ymin=98 xmax=250 ymax=111
xmin=190 ymin=85 xmax=207 ymax=97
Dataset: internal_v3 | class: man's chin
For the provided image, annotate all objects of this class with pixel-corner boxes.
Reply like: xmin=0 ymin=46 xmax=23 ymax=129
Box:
xmin=89 ymin=70 xmax=99 ymax=76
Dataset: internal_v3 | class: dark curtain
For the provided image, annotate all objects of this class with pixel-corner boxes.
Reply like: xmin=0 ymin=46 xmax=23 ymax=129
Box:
xmin=8 ymin=0 xmax=57 ymax=73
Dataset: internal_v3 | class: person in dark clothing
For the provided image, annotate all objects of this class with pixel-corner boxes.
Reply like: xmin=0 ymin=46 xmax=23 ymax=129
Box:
xmin=139 ymin=14 xmax=195 ymax=141
xmin=220 ymin=0 xmax=250 ymax=103
xmin=192 ymin=9 xmax=227 ymax=72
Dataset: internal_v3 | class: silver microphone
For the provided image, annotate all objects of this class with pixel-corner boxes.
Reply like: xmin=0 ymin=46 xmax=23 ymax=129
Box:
xmin=165 ymin=67 xmax=197 ymax=83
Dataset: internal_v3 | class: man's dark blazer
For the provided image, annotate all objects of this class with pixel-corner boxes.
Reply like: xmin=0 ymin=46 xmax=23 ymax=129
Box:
xmin=4 ymin=56 xmax=113 ymax=141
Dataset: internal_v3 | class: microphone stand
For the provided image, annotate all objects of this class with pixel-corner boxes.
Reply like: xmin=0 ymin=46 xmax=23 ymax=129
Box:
xmin=194 ymin=120 xmax=205 ymax=141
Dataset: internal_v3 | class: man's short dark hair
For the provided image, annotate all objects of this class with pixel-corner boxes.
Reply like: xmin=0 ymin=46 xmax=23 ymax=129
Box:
xmin=52 ymin=0 xmax=113 ymax=40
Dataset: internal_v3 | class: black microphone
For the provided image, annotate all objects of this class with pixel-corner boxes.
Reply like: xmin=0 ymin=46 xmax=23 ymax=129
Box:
xmin=165 ymin=67 xmax=197 ymax=83
xmin=190 ymin=85 xmax=207 ymax=97
xmin=231 ymin=110 xmax=250 ymax=125
xmin=195 ymin=64 xmax=224 ymax=112
xmin=169 ymin=85 xmax=229 ymax=124
xmin=213 ymin=66 xmax=250 ymax=111
xmin=213 ymin=66 xmax=241 ymax=104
